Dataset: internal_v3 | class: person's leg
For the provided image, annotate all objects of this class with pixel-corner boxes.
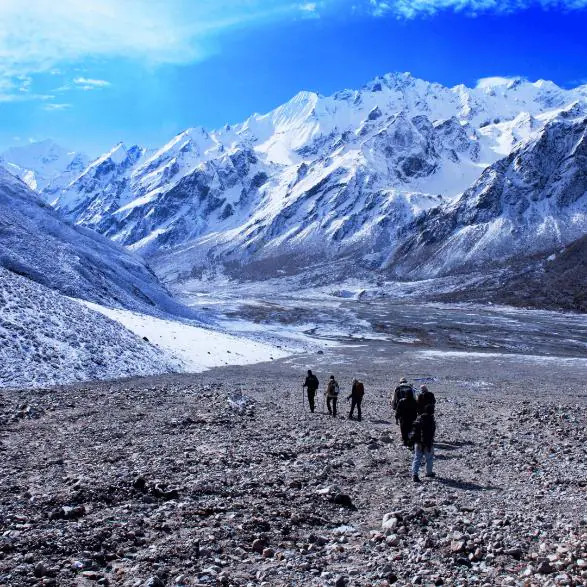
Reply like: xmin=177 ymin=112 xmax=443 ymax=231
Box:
xmin=308 ymin=390 xmax=315 ymax=413
xmin=400 ymin=422 xmax=409 ymax=444
xmin=425 ymin=447 xmax=434 ymax=476
xmin=332 ymin=397 xmax=337 ymax=417
xmin=357 ymin=399 xmax=362 ymax=421
xmin=412 ymin=443 xmax=423 ymax=478
xmin=326 ymin=397 xmax=332 ymax=414
xmin=349 ymin=398 xmax=356 ymax=418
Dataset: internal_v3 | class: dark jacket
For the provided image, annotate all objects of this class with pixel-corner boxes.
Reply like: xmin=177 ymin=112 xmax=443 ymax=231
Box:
xmin=396 ymin=395 xmax=418 ymax=425
xmin=349 ymin=380 xmax=365 ymax=401
xmin=392 ymin=383 xmax=413 ymax=412
xmin=304 ymin=374 xmax=319 ymax=391
xmin=416 ymin=390 xmax=436 ymax=415
xmin=411 ymin=413 xmax=436 ymax=450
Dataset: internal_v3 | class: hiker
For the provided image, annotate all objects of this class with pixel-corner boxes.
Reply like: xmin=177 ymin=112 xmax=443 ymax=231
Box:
xmin=347 ymin=378 xmax=365 ymax=421
xmin=303 ymin=369 xmax=319 ymax=413
xmin=392 ymin=377 xmax=414 ymax=423
xmin=396 ymin=387 xmax=418 ymax=445
xmin=416 ymin=384 xmax=436 ymax=415
xmin=411 ymin=404 xmax=436 ymax=482
xmin=325 ymin=375 xmax=340 ymax=417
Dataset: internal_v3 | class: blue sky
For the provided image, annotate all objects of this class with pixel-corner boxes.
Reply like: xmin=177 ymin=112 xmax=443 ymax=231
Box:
xmin=1 ymin=0 xmax=586 ymax=155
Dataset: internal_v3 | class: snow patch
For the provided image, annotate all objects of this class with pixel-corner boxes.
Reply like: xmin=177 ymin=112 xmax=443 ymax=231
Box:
xmin=81 ymin=302 xmax=290 ymax=372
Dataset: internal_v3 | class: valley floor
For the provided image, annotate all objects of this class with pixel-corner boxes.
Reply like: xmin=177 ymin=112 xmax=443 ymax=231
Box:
xmin=1 ymin=339 xmax=586 ymax=586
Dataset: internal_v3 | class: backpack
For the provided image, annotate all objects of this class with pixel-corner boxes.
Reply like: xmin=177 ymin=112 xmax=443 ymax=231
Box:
xmin=328 ymin=380 xmax=339 ymax=396
xmin=393 ymin=383 xmax=412 ymax=411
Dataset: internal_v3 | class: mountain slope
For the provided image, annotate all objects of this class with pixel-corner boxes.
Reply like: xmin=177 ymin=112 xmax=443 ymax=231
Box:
xmin=391 ymin=115 xmax=587 ymax=278
xmin=0 ymin=268 xmax=179 ymax=388
xmin=0 ymin=168 xmax=190 ymax=316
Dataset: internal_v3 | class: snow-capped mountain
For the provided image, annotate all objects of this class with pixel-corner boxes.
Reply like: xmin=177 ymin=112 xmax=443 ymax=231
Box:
xmin=390 ymin=115 xmax=587 ymax=277
xmin=14 ymin=73 xmax=587 ymax=283
xmin=0 ymin=139 xmax=89 ymax=194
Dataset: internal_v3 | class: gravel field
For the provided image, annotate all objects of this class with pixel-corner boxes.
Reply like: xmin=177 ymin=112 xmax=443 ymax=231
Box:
xmin=1 ymin=304 xmax=587 ymax=587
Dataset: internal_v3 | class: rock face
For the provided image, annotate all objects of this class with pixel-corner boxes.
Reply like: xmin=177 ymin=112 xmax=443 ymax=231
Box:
xmin=1 ymin=354 xmax=586 ymax=586
xmin=8 ymin=74 xmax=586 ymax=285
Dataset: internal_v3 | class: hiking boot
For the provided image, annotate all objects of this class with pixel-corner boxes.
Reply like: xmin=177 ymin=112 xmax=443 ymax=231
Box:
xmin=425 ymin=472 xmax=436 ymax=478
xmin=413 ymin=474 xmax=421 ymax=483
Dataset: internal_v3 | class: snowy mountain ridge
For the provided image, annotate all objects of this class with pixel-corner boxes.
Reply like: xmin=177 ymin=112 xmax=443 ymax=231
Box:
xmin=2 ymin=73 xmax=587 ymax=284
xmin=0 ymin=139 xmax=89 ymax=194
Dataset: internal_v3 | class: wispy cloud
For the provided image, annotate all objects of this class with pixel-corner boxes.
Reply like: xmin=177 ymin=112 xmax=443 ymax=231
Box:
xmin=73 ymin=77 xmax=111 ymax=90
xmin=367 ymin=0 xmax=587 ymax=18
xmin=300 ymin=2 xmax=319 ymax=11
xmin=0 ymin=76 xmax=53 ymax=103
xmin=0 ymin=0 xmax=314 ymax=75
xmin=43 ymin=103 xmax=72 ymax=111
xmin=0 ymin=0 xmax=317 ymax=101
xmin=0 ymin=0 xmax=585 ymax=102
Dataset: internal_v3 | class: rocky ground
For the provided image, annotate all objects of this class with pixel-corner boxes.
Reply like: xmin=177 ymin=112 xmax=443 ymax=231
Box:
xmin=1 ymin=345 xmax=587 ymax=586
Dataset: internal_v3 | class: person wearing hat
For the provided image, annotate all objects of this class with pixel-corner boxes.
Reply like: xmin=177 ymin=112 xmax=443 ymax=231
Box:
xmin=416 ymin=384 xmax=436 ymax=415
xmin=391 ymin=377 xmax=414 ymax=424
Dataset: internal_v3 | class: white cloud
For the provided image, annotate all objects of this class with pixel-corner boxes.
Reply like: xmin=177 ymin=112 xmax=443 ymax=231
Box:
xmin=0 ymin=0 xmax=584 ymax=102
xmin=73 ymin=77 xmax=111 ymax=91
xmin=476 ymin=76 xmax=522 ymax=88
xmin=0 ymin=0 xmax=309 ymax=76
xmin=368 ymin=0 xmax=587 ymax=18
xmin=0 ymin=0 xmax=310 ymax=101
xmin=43 ymin=103 xmax=72 ymax=111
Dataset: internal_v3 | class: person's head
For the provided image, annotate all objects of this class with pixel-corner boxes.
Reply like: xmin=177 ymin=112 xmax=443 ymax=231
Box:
xmin=420 ymin=385 xmax=428 ymax=393
xmin=352 ymin=378 xmax=358 ymax=384
xmin=425 ymin=404 xmax=434 ymax=415
xmin=307 ymin=369 xmax=312 ymax=376
xmin=399 ymin=377 xmax=407 ymax=384
xmin=330 ymin=375 xmax=335 ymax=380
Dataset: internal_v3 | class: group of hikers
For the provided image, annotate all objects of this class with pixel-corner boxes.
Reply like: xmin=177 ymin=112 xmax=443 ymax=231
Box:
xmin=303 ymin=370 xmax=436 ymax=482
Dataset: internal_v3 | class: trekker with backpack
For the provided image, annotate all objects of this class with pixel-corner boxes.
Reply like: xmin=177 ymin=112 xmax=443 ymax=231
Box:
xmin=392 ymin=377 xmax=414 ymax=424
xmin=325 ymin=375 xmax=340 ymax=417
xmin=347 ymin=379 xmax=365 ymax=421
xmin=396 ymin=387 xmax=418 ymax=446
xmin=410 ymin=404 xmax=436 ymax=482
xmin=303 ymin=369 xmax=319 ymax=413
xmin=416 ymin=384 xmax=436 ymax=415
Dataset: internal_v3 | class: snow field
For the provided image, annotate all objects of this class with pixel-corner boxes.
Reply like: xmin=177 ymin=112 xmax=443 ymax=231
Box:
xmin=81 ymin=301 xmax=290 ymax=373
